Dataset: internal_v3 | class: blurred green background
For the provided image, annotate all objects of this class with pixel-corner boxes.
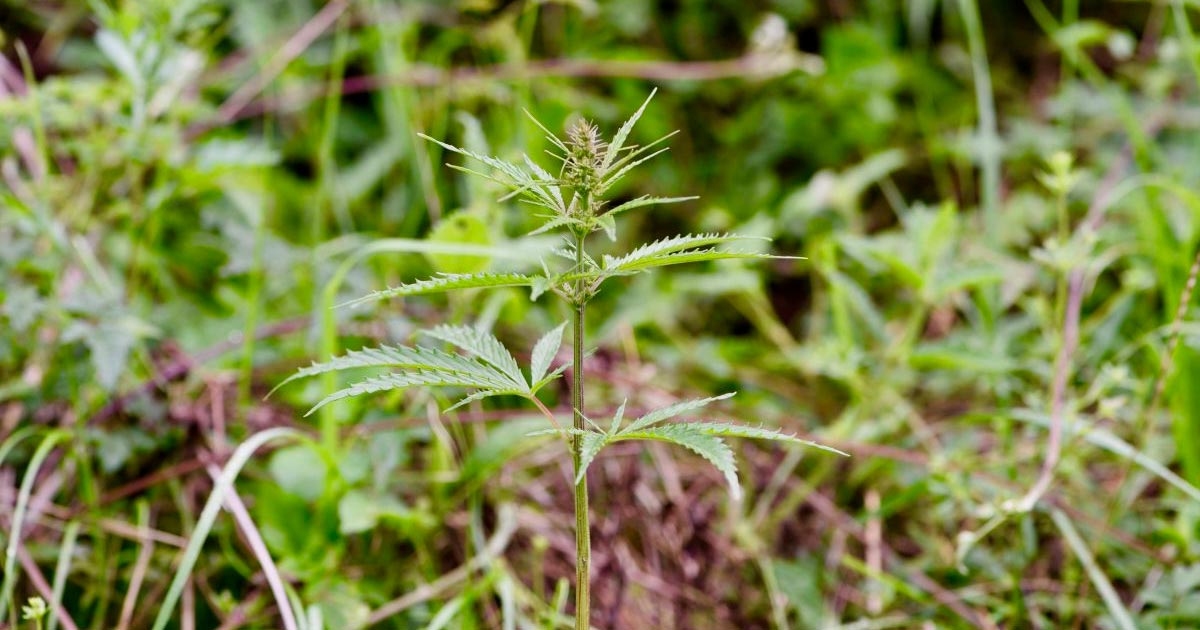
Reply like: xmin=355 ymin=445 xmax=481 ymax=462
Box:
xmin=4 ymin=0 xmax=1200 ymax=628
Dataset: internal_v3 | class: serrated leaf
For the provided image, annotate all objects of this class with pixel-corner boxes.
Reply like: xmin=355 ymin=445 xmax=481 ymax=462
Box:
xmin=531 ymin=362 xmax=570 ymax=392
xmin=419 ymin=134 xmax=528 ymax=186
xmin=530 ymin=322 xmax=567 ymax=385
xmin=446 ymin=389 xmax=508 ymax=412
xmin=617 ymin=424 xmax=741 ymax=498
xmin=608 ymin=419 xmax=848 ymax=499
xmin=606 ymin=195 xmax=698 ymax=217
xmin=621 ymin=392 xmax=736 ymax=434
xmin=341 ymin=273 xmax=536 ymax=308
xmin=529 ymin=214 xmax=584 ymax=236
xmin=573 ymin=432 xmax=612 ymax=485
xmin=669 ymin=422 xmax=849 ymax=457
xmin=597 ymin=214 xmax=617 ymax=241
xmin=523 ymin=154 xmax=564 ymax=208
xmin=603 ymin=88 xmax=657 ymax=172
xmin=272 ymin=344 xmax=513 ymax=395
xmin=523 ymin=109 xmax=568 ymax=152
xmin=420 ymin=134 xmax=561 ymax=210
xmin=602 ymin=234 xmax=767 ymax=273
xmin=599 ymin=130 xmax=679 ymax=195
xmin=529 ymin=276 xmax=552 ymax=301
xmin=305 ymin=372 xmax=525 ymax=417
xmin=609 ymin=399 xmax=628 ymax=434
xmin=600 ymin=146 xmax=671 ymax=193
xmin=609 ymin=249 xmax=794 ymax=275
xmin=422 ymin=325 xmax=526 ymax=388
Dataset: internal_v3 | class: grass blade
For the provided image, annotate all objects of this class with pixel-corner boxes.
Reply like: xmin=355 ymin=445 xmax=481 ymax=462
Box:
xmin=1 ymin=430 xmax=69 ymax=624
xmin=1050 ymin=509 xmax=1137 ymax=630
xmin=151 ymin=428 xmax=303 ymax=630
xmin=46 ymin=521 xmax=80 ymax=630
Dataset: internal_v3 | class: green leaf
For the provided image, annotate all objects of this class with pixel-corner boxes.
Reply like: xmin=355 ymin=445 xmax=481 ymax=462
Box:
xmin=306 ymin=372 xmax=525 ymax=417
xmin=573 ymin=432 xmax=612 ymax=485
xmin=621 ymin=392 xmax=736 ymax=434
xmin=608 ymin=249 xmax=791 ymax=276
xmin=419 ymin=134 xmax=529 ymax=186
xmin=426 ymin=213 xmax=492 ymax=274
xmin=664 ymin=422 xmax=849 ymax=457
xmin=597 ymin=214 xmax=617 ymax=241
xmin=419 ymin=134 xmax=562 ymax=211
xmin=446 ymin=389 xmax=510 ymax=412
xmin=1170 ymin=346 xmax=1200 ymax=486
xmin=522 ymin=109 xmax=568 ymax=152
xmin=63 ymin=316 xmax=153 ymax=392
xmin=95 ymin=29 xmax=143 ymax=89
xmin=531 ymin=363 xmax=570 ymax=393
xmin=272 ymin=344 xmax=514 ymax=394
xmin=609 ymin=418 xmax=847 ymax=499
xmin=340 ymin=273 xmax=536 ymax=308
xmin=422 ymin=325 xmax=526 ymax=388
xmin=268 ymin=444 xmax=327 ymax=502
xmin=618 ymin=424 xmax=741 ymax=498
xmin=603 ymin=88 xmax=657 ymax=172
xmin=930 ymin=265 xmax=1004 ymax=301
xmin=605 ymin=195 xmax=698 ymax=217
xmin=530 ymin=322 xmax=567 ymax=385
xmin=602 ymin=233 xmax=769 ymax=274
xmin=529 ymin=276 xmax=553 ymax=301
xmin=2 ymin=284 xmax=42 ymax=333
xmin=600 ymin=144 xmax=672 ymax=193
xmin=609 ymin=399 xmax=627 ymax=434
xmin=338 ymin=490 xmax=409 ymax=535
xmin=313 ymin=582 xmax=371 ymax=630
xmin=522 ymin=154 xmax=563 ymax=204
xmin=529 ymin=214 xmax=583 ymax=237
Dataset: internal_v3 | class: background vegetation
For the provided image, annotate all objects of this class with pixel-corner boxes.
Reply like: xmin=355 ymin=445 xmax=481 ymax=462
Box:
xmin=3 ymin=0 xmax=1200 ymax=628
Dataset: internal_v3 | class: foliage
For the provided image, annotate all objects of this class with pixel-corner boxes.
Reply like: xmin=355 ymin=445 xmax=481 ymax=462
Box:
xmin=276 ymin=90 xmax=842 ymax=627
xmin=3 ymin=1 xmax=1200 ymax=628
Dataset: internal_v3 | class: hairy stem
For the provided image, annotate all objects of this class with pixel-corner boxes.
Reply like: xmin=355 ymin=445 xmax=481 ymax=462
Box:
xmin=572 ymin=231 xmax=591 ymax=630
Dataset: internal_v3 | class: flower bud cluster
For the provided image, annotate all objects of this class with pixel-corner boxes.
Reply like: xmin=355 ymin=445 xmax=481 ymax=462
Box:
xmin=563 ymin=119 xmax=607 ymax=213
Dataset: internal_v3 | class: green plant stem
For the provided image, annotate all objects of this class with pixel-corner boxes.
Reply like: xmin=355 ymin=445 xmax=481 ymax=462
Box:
xmin=571 ymin=232 xmax=591 ymax=630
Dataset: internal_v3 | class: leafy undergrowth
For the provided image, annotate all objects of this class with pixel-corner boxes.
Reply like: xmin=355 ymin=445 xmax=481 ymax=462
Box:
xmin=4 ymin=1 xmax=1200 ymax=628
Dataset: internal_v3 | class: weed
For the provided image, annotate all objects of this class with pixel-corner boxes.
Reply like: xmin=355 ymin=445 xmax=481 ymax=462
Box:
xmin=277 ymin=91 xmax=845 ymax=628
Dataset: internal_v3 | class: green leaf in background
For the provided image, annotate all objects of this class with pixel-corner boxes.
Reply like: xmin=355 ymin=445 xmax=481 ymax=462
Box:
xmin=337 ymin=489 xmax=410 ymax=535
xmin=312 ymin=582 xmax=370 ymax=630
xmin=772 ymin=557 xmax=833 ymax=626
xmin=426 ymin=211 xmax=492 ymax=274
xmin=2 ymin=284 xmax=42 ymax=333
xmin=62 ymin=315 xmax=156 ymax=391
xmin=268 ymin=444 xmax=327 ymax=502
xmin=1170 ymin=344 xmax=1200 ymax=486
